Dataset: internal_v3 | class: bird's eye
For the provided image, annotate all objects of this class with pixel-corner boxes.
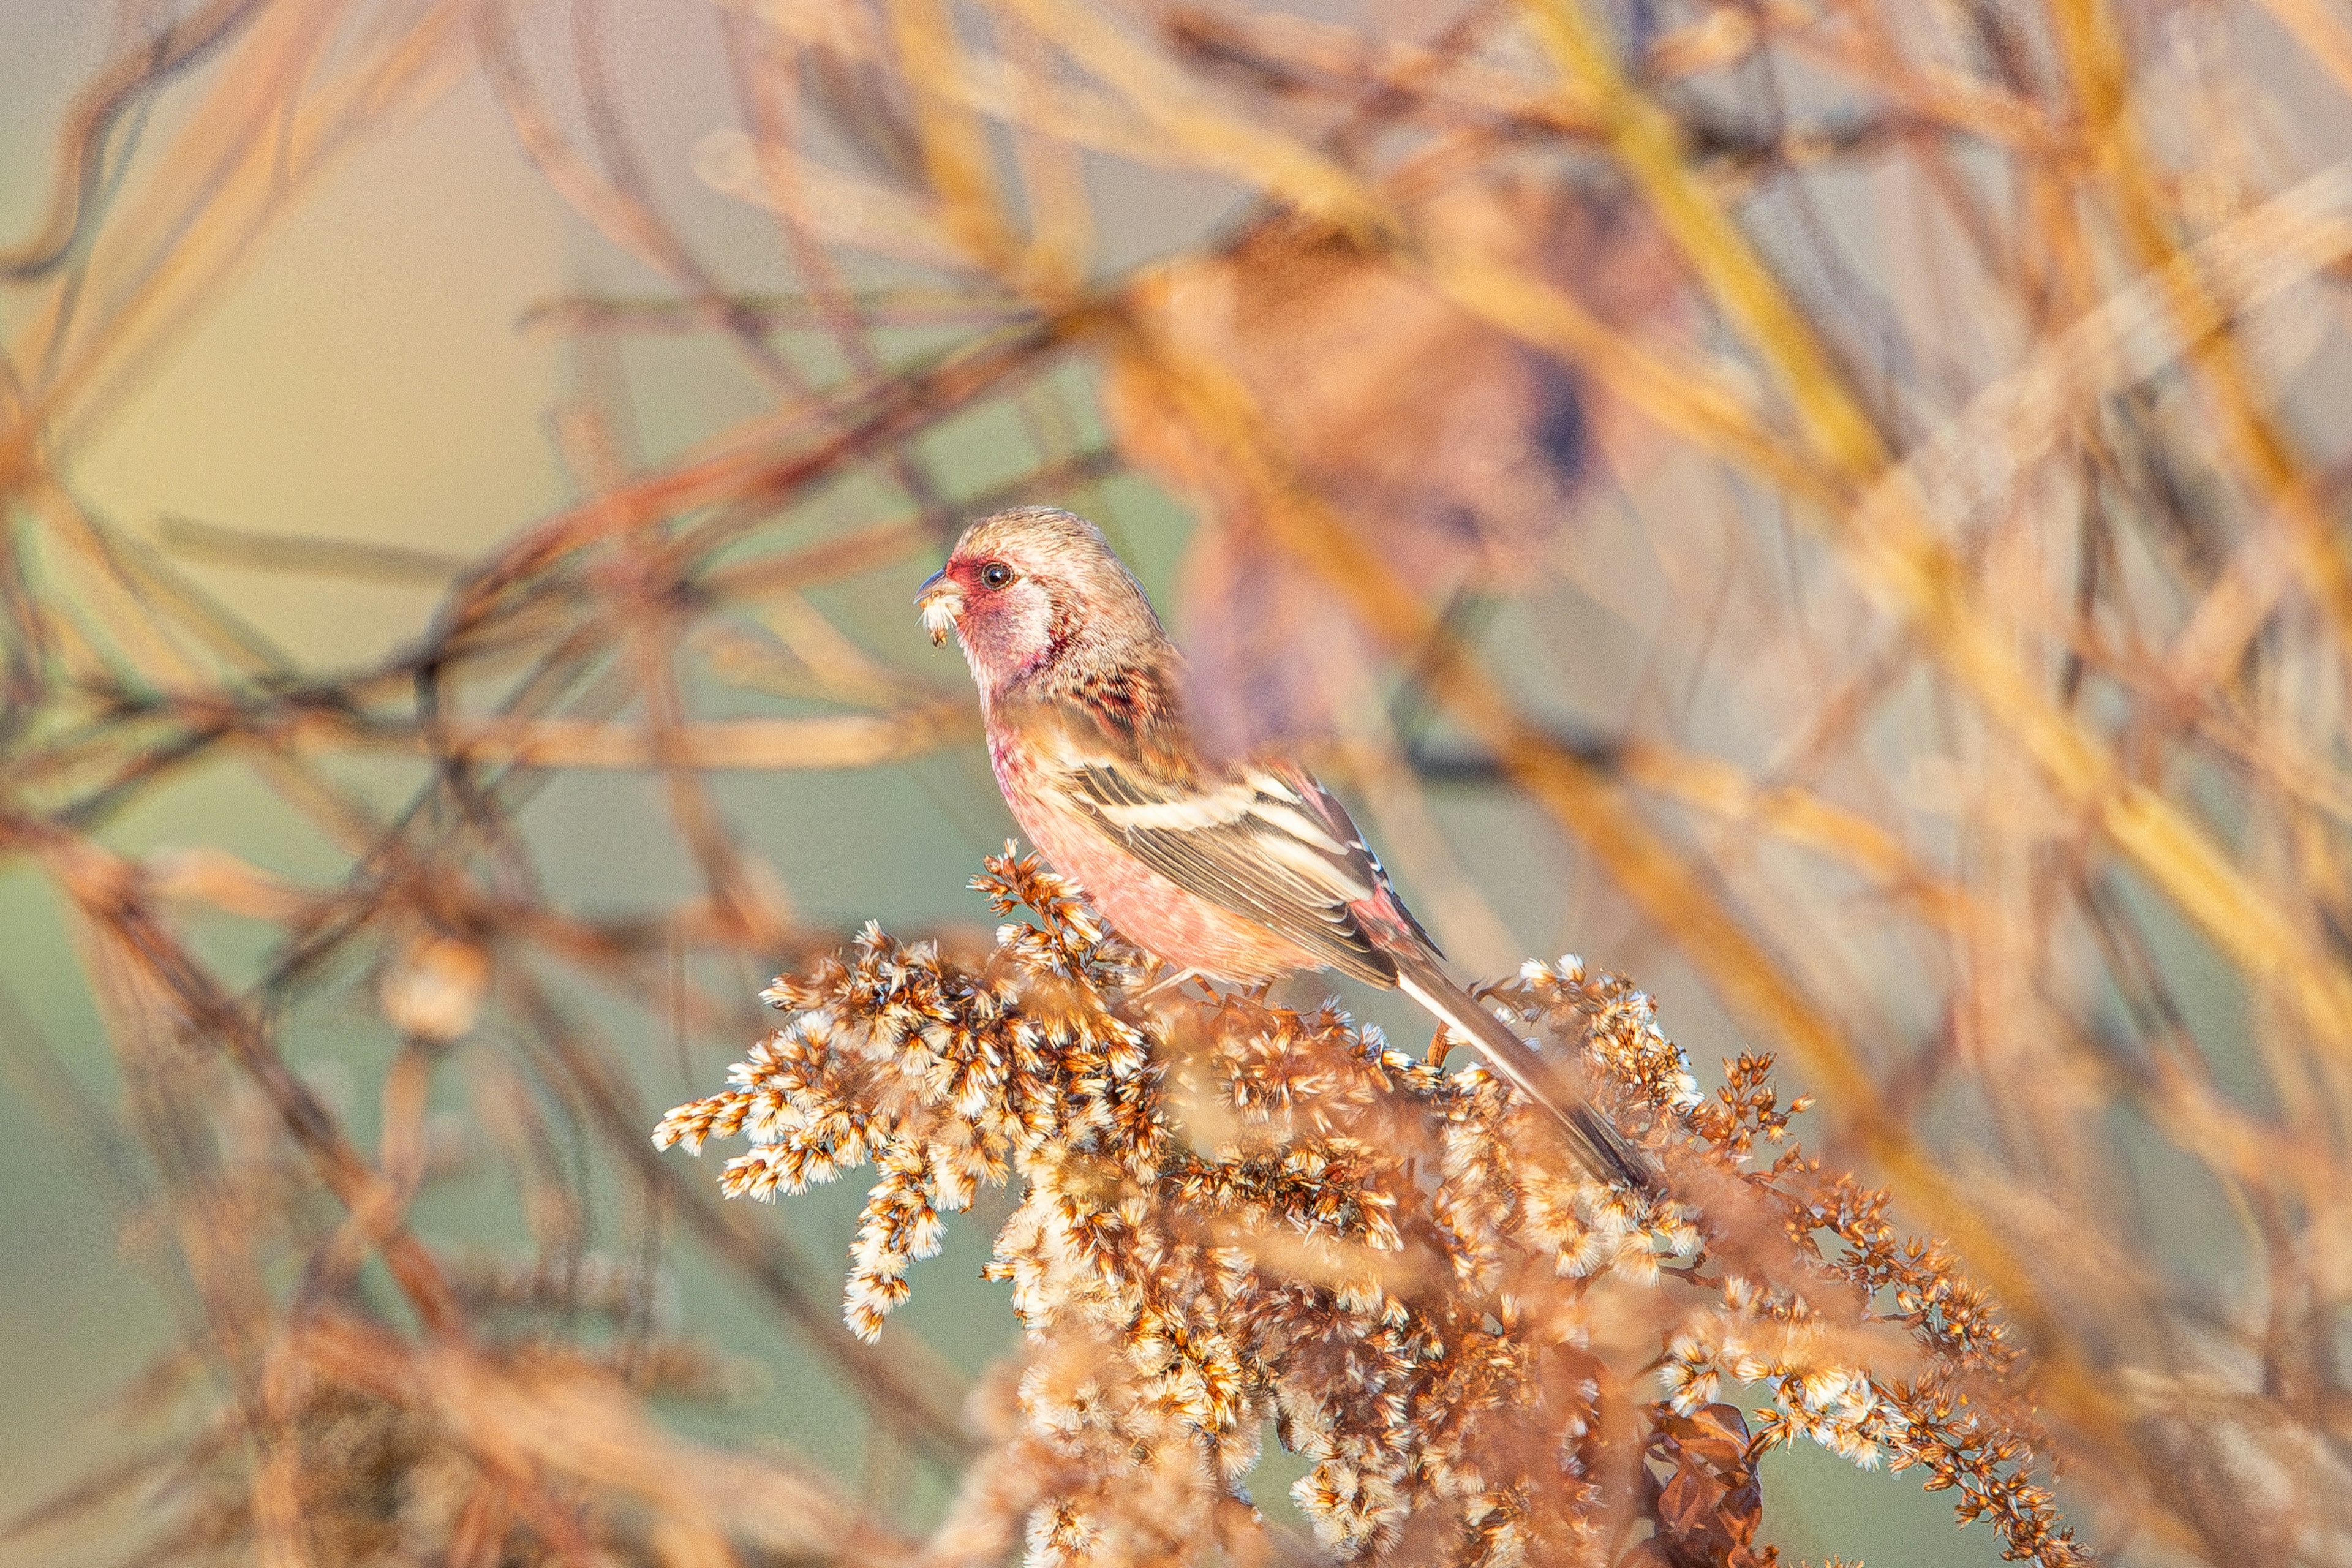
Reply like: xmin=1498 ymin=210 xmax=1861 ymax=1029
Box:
xmin=979 ymin=561 xmax=1014 ymax=589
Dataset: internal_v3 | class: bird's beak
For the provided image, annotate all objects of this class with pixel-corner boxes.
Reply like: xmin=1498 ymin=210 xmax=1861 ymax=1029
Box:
xmin=914 ymin=568 xmax=963 ymax=647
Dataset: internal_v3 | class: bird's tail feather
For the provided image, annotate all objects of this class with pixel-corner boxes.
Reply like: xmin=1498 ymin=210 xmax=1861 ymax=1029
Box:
xmin=1395 ymin=962 xmax=1659 ymax=1195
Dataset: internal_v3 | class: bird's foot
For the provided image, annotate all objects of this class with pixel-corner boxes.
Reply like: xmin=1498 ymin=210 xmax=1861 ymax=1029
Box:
xmin=1133 ymin=963 xmax=1207 ymax=1005
xmin=1426 ymin=1027 xmax=1455 ymax=1068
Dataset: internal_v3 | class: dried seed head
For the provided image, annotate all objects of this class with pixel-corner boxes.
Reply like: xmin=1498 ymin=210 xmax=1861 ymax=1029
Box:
xmin=661 ymin=856 xmax=2083 ymax=1568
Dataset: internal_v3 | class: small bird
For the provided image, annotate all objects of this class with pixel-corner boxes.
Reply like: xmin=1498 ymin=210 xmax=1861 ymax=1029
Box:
xmin=916 ymin=507 xmax=1655 ymax=1193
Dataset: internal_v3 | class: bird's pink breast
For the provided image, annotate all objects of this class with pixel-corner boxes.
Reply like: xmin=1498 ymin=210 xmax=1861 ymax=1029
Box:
xmin=988 ymin=729 xmax=1316 ymax=984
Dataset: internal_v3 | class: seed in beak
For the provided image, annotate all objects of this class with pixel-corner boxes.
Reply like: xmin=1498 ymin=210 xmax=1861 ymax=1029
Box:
xmin=914 ymin=569 xmax=962 ymax=647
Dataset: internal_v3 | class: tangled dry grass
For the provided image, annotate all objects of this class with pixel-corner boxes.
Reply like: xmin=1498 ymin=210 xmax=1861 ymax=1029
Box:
xmin=5 ymin=0 xmax=2352 ymax=1564
xmin=658 ymin=851 xmax=2079 ymax=1568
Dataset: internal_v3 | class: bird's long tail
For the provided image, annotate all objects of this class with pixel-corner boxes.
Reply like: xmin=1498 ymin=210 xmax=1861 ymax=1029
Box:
xmin=1394 ymin=957 xmax=1659 ymax=1195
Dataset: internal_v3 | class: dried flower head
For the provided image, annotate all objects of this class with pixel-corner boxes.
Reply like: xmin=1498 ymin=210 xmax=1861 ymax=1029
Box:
xmin=659 ymin=853 xmax=2085 ymax=1567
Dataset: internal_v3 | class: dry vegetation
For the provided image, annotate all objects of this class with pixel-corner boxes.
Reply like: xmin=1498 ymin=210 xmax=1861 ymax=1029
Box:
xmin=2 ymin=0 xmax=2351 ymax=1565
xmin=656 ymin=851 xmax=2075 ymax=1566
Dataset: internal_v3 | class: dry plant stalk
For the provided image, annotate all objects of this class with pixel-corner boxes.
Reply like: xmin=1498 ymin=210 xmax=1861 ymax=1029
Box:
xmin=658 ymin=851 xmax=2079 ymax=1567
xmin=4 ymin=0 xmax=2352 ymax=1564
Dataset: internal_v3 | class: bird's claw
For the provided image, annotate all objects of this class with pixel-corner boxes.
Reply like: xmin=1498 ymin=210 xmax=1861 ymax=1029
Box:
xmin=1133 ymin=963 xmax=1206 ymax=1005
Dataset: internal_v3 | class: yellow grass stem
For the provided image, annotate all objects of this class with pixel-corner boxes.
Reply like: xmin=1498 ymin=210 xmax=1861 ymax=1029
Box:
xmin=888 ymin=0 xmax=1023 ymax=270
xmin=1513 ymin=0 xmax=2352 ymax=1057
xmin=2048 ymin=0 xmax=2352 ymax=673
xmin=2255 ymin=0 xmax=2352 ymax=99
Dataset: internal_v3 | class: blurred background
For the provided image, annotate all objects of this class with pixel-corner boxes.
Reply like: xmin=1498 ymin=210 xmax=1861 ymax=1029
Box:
xmin=4 ymin=1 xmax=2351 ymax=1563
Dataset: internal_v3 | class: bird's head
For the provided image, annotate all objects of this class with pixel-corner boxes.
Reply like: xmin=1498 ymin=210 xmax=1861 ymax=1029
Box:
xmin=916 ymin=507 xmax=1168 ymax=701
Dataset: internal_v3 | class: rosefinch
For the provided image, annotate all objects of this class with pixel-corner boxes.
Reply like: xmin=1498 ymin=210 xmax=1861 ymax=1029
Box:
xmin=918 ymin=507 xmax=1654 ymax=1191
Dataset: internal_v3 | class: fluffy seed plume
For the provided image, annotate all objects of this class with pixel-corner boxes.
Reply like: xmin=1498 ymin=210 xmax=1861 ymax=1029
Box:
xmin=658 ymin=851 xmax=2084 ymax=1568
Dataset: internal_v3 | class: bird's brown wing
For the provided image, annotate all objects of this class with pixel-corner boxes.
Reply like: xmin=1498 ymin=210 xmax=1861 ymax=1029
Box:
xmin=1252 ymin=760 xmax=1444 ymax=958
xmin=1028 ymin=714 xmax=1403 ymax=983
